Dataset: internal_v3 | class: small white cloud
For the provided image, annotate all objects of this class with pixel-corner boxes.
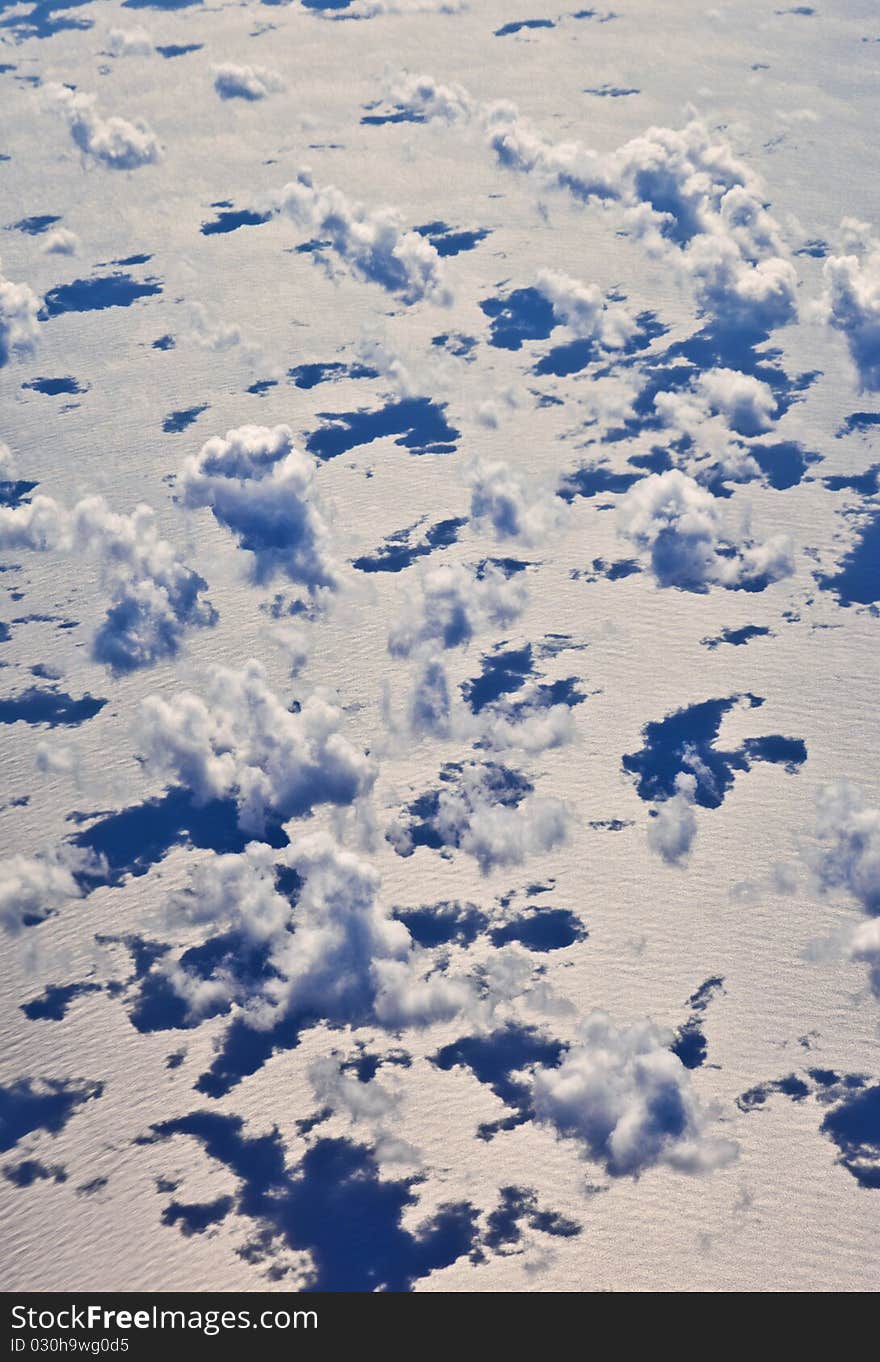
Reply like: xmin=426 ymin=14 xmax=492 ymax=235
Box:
xmin=212 ymin=63 xmax=284 ymax=102
xmin=48 ymin=84 xmax=160 ymax=170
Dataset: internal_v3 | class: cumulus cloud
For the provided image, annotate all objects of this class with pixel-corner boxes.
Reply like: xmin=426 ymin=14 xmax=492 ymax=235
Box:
xmin=532 ymin=1011 xmax=738 ymax=1175
xmin=0 ymin=261 xmax=40 ymax=367
xmin=180 ymin=424 xmax=338 ymax=593
xmin=820 ymin=222 xmax=880 ymax=390
xmin=388 ymin=562 xmax=527 ymax=657
xmin=535 ymin=268 xmax=638 ymax=349
xmin=107 ymin=26 xmax=153 ymax=56
xmin=41 ymin=228 xmax=79 ymax=257
xmin=0 ymin=495 xmax=216 ymax=672
xmin=383 ymin=71 xmax=475 ymax=124
xmin=159 ymin=835 xmax=470 ymax=1033
xmin=137 ymin=660 xmax=376 ymax=836
xmin=212 ymin=64 xmax=284 ymax=102
xmin=647 ymin=772 xmax=698 ymax=864
xmin=274 ymin=171 xmax=451 ymax=305
xmin=468 ymin=458 xmax=567 ymax=546
xmin=0 ymin=847 xmax=102 ymax=935
xmin=618 ymin=469 xmax=794 ymax=592
xmin=811 ymin=781 xmax=880 ymax=993
xmin=48 ymin=85 xmax=160 ymax=170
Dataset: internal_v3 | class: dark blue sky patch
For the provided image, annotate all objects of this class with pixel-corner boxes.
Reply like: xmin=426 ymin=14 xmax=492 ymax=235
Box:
xmin=481 ymin=287 xmax=556 ymax=350
xmin=360 ymin=107 xmax=426 ymax=127
xmin=415 ymin=222 xmax=491 ymax=257
xmin=571 ymin=557 xmax=641 ymax=583
xmin=480 ymin=1186 xmax=580 ymax=1253
xmin=475 ymin=556 xmax=532 ymax=579
xmin=431 ymin=332 xmax=477 ymax=360
xmin=22 ymin=376 xmax=85 ymax=396
xmin=122 ymin=0 xmax=202 ymax=8
xmin=307 ymin=397 xmax=459 ymax=460
xmin=795 ymin=238 xmax=828 ymax=258
xmin=494 ymin=18 xmax=555 ymax=35
xmin=0 ymin=686 xmax=106 ymax=727
xmin=162 ymin=1195 xmax=234 ymax=1235
xmin=21 ymin=983 xmax=102 ymax=1022
xmin=737 ymin=1074 xmax=812 ymax=1110
xmin=816 ymin=510 xmax=880 ymax=606
xmin=394 ymin=902 xmax=489 ymax=948
xmin=836 ymin=412 xmax=880 ymax=438
xmin=156 ymin=42 xmax=203 ymax=56
xmin=41 ymin=273 xmax=162 ymax=318
xmin=162 ymin=404 xmax=208 ymax=434
xmin=152 ymin=334 xmax=175 ymax=351
xmin=8 ymin=213 xmax=60 ymax=235
xmin=246 ymin=378 xmax=278 ymax=396
xmin=823 ymin=464 xmax=880 ymax=495
xmin=558 ymin=462 xmax=641 ymax=501
xmin=536 ymin=309 xmax=665 ymax=377
xmin=749 ymin=441 xmax=821 ymax=490
xmin=671 ymin=976 xmax=724 ymax=1069
xmin=461 ymin=644 xmax=534 ymax=714
xmin=288 ymin=360 xmax=378 ymax=389
xmin=820 ymin=1084 xmax=880 ymax=1188
xmin=201 ymin=207 xmax=272 ymax=236
xmin=0 ymin=1078 xmax=103 ymax=1151
xmin=195 ymin=1013 xmax=307 ymax=1098
xmin=0 ymin=479 xmax=37 ymax=508
xmin=3 ymin=1159 xmax=67 ymax=1187
xmin=433 ymin=1025 xmax=564 ymax=1140
xmin=701 ymin=625 xmax=772 ymax=650
xmin=489 ymin=908 xmax=586 ymax=952
xmin=622 ymin=694 xmax=805 ymax=808
xmin=70 ymin=788 xmax=286 ymax=887
xmin=147 ymin=1114 xmax=481 ymax=1291
xmin=583 ymin=84 xmax=639 ymax=97
xmin=352 ymin=516 xmax=466 ymax=574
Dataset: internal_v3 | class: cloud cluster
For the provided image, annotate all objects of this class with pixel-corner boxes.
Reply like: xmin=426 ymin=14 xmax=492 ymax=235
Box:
xmin=0 ymin=261 xmax=40 ymax=367
xmin=618 ymin=469 xmax=794 ymax=592
xmin=107 ymin=27 xmax=153 ymax=56
xmin=160 ymin=834 xmax=470 ymax=1032
xmin=48 ymin=85 xmax=160 ymax=170
xmin=388 ymin=562 xmax=527 ymax=657
xmin=180 ymin=424 xmax=339 ymax=593
xmin=532 ymin=1011 xmax=738 ymax=1175
xmin=469 ymin=457 xmax=567 ymax=546
xmin=387 ymin=78 xmax=795 ymax=329
xmin=811 ymin=781 xmax=880 ymax=994
xmin=820 ymin=221 xmax=880 ymax=390
xmin=138 ymin=660 xmax=376 ymax=836
xmin=212 ymin=64 xmax=284 ymax=102
xmin=274 ymin=171 xmax=451 ymax=305
xmin=0 ymin=495 xmax=216 ymax=672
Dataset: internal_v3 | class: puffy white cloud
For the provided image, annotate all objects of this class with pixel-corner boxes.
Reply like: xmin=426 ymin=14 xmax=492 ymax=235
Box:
xmin=820 ymin=224 xmax=880 ymax=390
xmin=388 ymin=562 xmax=527 ymax=657
xmin=647 ymin=773 xmax=698 ymax=865
xmin=810 ymin=782 xmax=880 ymax=994
xmin=384 ymin=70 xmax=475 ymax=124
xmin=137 ymin=660 xmax=376 ymax=836
xmin=532 ymin=1011 xmax=738 ymax=1176
xmin=535 ymin=268 xmax=637 ymax=349
xmin=48 ymin=85 xmax=160 ymax=171
xmin=107 ymin=26 xmax=153 ymax=56
xmin=468 ymin=457 xmax=567 ymax=546
xmin=0 ymin=261 xmax=40 ymax=367
xmin=41 ymin=228 xmax=79 ymax=257
xmin=274 ymin=171 xmax=451 ymax=305
xmin=212 ymin=63 xmax=284 ymax=102
xmin=483 ymin=100 xmax=615 ymax=202
xmin=0 ymin=494 xmax=216 ymax=671
xmin=180 ymin=425 xmax=338 ymax=593
xmin=618 ymin=469 xmax=794 ymax=592
xmin=0 ymin=847 xmax=102 ymax=935
xmin=161 ymin=834 xmax=469 ymax=1032
xmin=692 ymin=368 xmax=777 ymax=436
